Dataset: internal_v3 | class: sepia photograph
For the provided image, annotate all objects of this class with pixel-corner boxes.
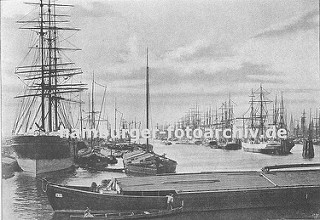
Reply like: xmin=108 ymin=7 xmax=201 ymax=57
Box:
xmin=1 ymin=0 xmax=319 ymax=219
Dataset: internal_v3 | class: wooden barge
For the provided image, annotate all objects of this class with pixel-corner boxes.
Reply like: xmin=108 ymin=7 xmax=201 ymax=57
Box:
xmin=123 ymin=150 xmax=177 ymax=175
xmin=45 ymin=164 xmax=320 ymax=213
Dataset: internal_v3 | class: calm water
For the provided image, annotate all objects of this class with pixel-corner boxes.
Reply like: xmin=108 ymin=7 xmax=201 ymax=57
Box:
xmin=2 ymin=142 xmax=320 ymax=220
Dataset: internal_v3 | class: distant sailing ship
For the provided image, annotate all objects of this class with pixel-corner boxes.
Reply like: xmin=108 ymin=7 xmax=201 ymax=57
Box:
xmin=242 ymin=86 xmax=294 ymax=155
xmin=11 ymin=0 xmax=86 ymax=175
xmin=216 ymin=95 xmax=241 ymax=150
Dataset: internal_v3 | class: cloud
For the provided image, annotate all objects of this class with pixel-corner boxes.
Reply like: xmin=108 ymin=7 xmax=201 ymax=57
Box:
xmin=254 ymin=9 xmax=319 ymax=38
xmin=164 ymin=40 xmax=210 ymax=60
xmin=72 ymin=1 xmax=122 ymax=18
xmin=163 ymin=39 xmax=234 ymax=62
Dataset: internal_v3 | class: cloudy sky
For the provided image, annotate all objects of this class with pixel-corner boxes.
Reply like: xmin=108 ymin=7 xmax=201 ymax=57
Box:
xmin=1 ymin=0 xmax=319 ymax=136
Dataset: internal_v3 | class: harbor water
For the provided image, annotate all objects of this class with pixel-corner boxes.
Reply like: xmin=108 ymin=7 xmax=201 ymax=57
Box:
xmin=2 ymin=142 xmax=320 ymax=220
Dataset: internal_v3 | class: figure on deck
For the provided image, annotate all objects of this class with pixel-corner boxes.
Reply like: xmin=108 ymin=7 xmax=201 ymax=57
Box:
xmin=166 ymin=193 xmax=174 ymax=210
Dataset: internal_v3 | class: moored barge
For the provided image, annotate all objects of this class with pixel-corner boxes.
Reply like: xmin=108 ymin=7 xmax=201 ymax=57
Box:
xmin=45 ymin=164 xmax=320 ymax=213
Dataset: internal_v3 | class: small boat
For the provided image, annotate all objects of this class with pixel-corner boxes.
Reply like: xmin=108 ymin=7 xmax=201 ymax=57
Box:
xmin=2 ymin=156 xmax=21 ymax=179
xmin=77 ymin=147 xmax=117 ymax=169
xmin=69 ymin=206 xmax=183 ymax=219
xmin=207 ymin=140 xmax=219 ymax=149
xmin=162 ymin=140 xmax=172 ymax=145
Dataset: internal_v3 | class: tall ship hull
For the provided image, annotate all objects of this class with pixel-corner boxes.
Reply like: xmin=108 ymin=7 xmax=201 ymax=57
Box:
xmin=12 ymin=135 xmax=75 ymax=175
xmin=241 ymin=86 xmax=295 ymax=155
xmin=11 ymin=0 xmax=86 ymax=176
xmin=243 ymin=140 xmax=294 ymax=155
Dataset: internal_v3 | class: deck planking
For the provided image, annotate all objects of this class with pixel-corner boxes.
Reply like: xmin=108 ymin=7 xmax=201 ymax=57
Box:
xmin=116 ymin=170 xmax=320 ymax=193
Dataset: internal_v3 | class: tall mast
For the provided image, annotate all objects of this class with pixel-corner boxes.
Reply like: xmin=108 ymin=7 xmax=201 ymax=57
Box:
xmin=88 ymin=93 xmax=90 ymax=130
xmin=273 ymin=95 xmax=278 ymax=126
xmin=47 ymin=0 xmax=53 ymax=132
xmin=53 ymin=1 xmax=58 ymax=131
xmin=114 ymin=98 xmax=117 ymax=133
xmin=40 ymin=0 xmax=45 ymax=130
xmin=14 ymin=0 xmax=86 ymax=135
xmin=249 ymin=89 xmax=254 ymax=129
xmin=146 ymin=48 xmax=150 ymax=149
xmin=79 ymin=90 xmax=83 ymax=139
xmin=279 ymin=92 xmax=285 ymax=129
xmin=315 ymin=108 xmax=320 ymax=139
xmin=259 ymin=85 xmax=264 ymax=135
xmin=301 ymin=110 xmax=306 ymax=138
xmin=91 ymin=71 xmax=95 ymax=129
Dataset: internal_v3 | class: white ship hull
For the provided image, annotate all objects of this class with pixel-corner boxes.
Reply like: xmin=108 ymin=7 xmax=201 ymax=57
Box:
xmin=17 ymin=157 xmax=74 ymax=176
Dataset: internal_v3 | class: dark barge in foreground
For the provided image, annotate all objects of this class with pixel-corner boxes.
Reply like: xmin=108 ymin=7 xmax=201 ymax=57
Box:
xmin=45 ymin=164 xmax=320 ymax=213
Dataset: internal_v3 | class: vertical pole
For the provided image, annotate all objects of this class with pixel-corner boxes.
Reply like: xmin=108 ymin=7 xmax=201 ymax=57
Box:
xmin=91 ymin=71 xmax=95 ymax=129
xmin=53 ymin=2 xmax=58 ymax=131
xmin=48 ymin=0 xmax=52 ymax=132
xmin=114 ymin=97 xmax=117 ymax=137
xmin=260 ymin=85 xmax=264 ymax=136
xmin=250 ymin=89 xmax=254 ymax=129
xmin=146 ymin=48 xmax=149 ymax=150
xmin=40 ymin=0 xmax=45 ymax=131
xmin=80 ymin=90 xmax=83 ymax=139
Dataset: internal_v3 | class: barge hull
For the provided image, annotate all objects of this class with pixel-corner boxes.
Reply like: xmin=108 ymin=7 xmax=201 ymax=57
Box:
xmin=46 ymin=169 xmax=320 ymax=213
xmin=47 ymin=184 xmax=320 ymax=213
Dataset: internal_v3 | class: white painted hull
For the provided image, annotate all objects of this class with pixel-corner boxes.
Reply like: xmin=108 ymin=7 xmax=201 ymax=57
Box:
xmin=242 ymin=143 xmax=267 ymax=153
xmin=17 ymin=157 xmax=74 ymax=176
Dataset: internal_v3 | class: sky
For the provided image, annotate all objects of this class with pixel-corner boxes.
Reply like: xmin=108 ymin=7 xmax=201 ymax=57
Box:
xmin=1 ymin=0 xmax=319 ymax=136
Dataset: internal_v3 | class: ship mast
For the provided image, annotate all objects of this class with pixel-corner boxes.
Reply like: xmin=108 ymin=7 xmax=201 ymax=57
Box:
xmin=40 ymin=0 xmax=45 ymax=130
xmin=248 ymin=85 xmax=272 ymax=137
xmin=249 ymin=89 xmax=255 ymax=129
xmin=259 ymin=85 xmax=264 ymax=135
xmin=146 ymin=48 xmax=150 ymax=150
xmin=91 ymin=71 xmax=95 ymax=129
xmin=14 ymin=0 xmax=86 ymax=134
xmin=53 ymin=1 xmax=58 ymax=131
xmin=47 ymin=0 xmax=53 ymax=131
xmin=79 ymin=90 xmax=83 ymax=139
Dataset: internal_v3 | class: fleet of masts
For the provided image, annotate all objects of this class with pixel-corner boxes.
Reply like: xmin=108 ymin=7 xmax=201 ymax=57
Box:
xmin=161 ymin=85 xmax=320 ymax=142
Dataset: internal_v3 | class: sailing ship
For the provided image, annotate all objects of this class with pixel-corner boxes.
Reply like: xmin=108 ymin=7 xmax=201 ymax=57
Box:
xmin=242 ymin=86 xmax=294 ymax=155
xmin=123 ymin=49 xmax=177 ymax=175
xmin=291 ymin=109 xmax=320 ymax=146
xmin=11 ymin=0 xmax=86 ymax=175
xmin=217 ymin=96 xmax=242 ymax=150
xmin=75 ymin=73 xmax=119 ymax=170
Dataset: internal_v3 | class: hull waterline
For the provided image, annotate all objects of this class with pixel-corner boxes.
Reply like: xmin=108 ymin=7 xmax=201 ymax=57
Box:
xmin=11 ymin=135 xmax=76 ymax=176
